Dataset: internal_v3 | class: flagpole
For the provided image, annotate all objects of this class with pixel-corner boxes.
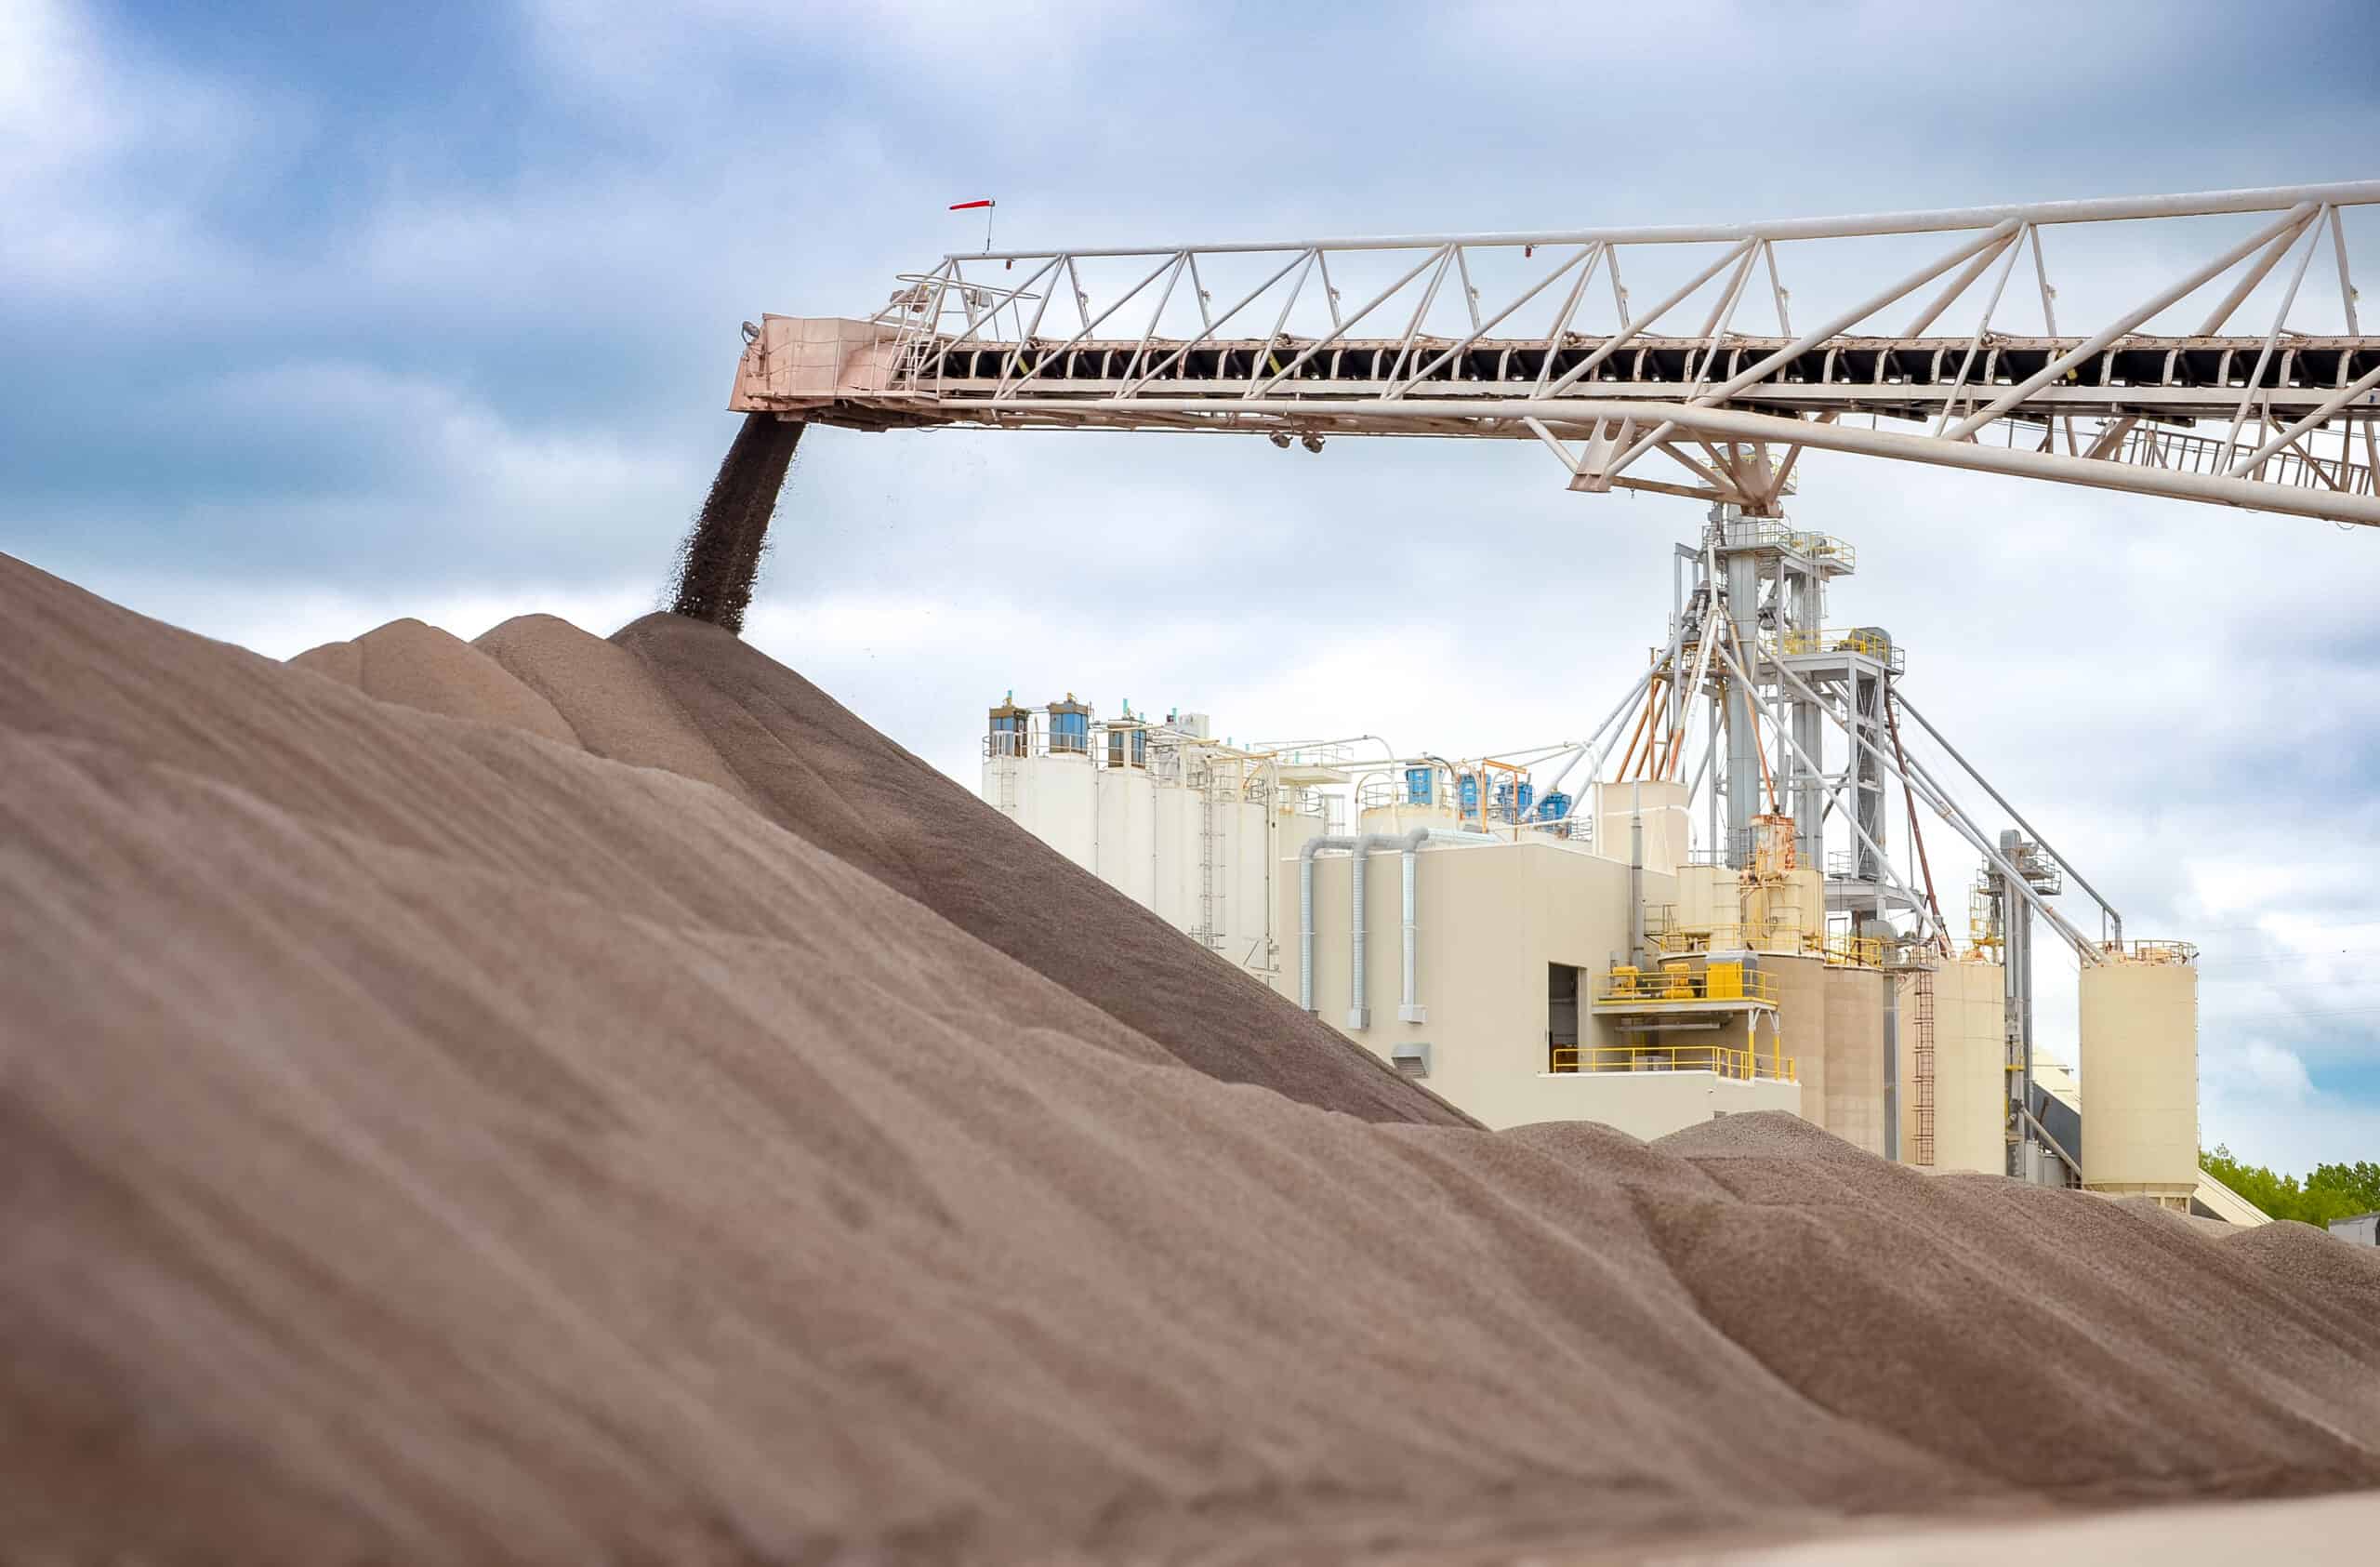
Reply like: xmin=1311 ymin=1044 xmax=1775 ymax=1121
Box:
xmin=949 ymin=198 xmax=998 ymax=256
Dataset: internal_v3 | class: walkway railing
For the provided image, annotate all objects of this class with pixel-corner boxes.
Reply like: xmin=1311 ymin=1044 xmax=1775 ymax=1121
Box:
xmin=1551 ymin=1042 xmax=1796 ymax=1082
xmin=1595 ymin=966 xmax=1778 ymax=1004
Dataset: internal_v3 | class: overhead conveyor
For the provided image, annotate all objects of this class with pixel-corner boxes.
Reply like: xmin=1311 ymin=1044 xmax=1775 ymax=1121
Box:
xmin=732 ymin=182 xmax=2380 ymax=526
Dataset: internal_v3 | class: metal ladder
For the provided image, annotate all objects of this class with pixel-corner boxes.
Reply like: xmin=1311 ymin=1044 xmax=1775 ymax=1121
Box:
xmin=1912 ymin=967 xmax=1937 ymax=1167
xmin=1195 ymin=777 xmax=1224 ymax=950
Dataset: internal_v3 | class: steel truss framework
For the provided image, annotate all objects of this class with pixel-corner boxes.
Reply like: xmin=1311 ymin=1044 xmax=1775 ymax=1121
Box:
xmin=1558 ymin=515 xmax=2125 ymax=1181
xmin=736 ymin=183 xmax=2380 ymax=525
xmin=1498 ymin=517 xmax=2113 ymax=967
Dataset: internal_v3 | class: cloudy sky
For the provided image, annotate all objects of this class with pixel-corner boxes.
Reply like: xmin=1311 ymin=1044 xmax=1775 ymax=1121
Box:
xmin=8 ymin=0 xmax=2380 ymax=1174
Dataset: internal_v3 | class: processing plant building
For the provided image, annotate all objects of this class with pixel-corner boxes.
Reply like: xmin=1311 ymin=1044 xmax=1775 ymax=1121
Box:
xmin=985 ymin=512 xmax=2217 ymax=1213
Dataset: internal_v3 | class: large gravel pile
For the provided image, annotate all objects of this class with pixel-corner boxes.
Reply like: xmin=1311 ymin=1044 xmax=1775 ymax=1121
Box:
xmin=6 ymin=551 xmax=2376 ymax=1563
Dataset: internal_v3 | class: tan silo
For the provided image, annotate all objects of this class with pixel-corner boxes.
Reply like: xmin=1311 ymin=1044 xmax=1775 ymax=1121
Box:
xmin=2080 ymin=942 xmax=2200 ymax=1207
xmin=1899 ymin=958 xmax=2009 ymax=1174
xmin=1765 ymin=953 xmax=1829 ymax=1130
xmin=1675 ymin=862 xmax=1737 ymax=938
xmin=1789 ymin=864 xmax=1827 ymax=950
xmin=1821 ymin=964 xmax=1886 ymax=1155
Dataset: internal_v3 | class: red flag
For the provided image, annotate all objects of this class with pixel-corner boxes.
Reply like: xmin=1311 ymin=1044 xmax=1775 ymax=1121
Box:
xmin=949 ymin=199 xmax=995 ymax=210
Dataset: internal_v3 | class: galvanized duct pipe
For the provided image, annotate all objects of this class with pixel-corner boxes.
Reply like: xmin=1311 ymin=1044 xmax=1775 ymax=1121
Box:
xmin=1629 ymin=783 xmax=1646 ymax=965
xmin=1297 ymin=836 xmax=1357 ymax=1013
xmin=1396 ymin=826 xmax=1496 ymax=1022
xmin=1308 ymin=830 xmax=1493 ymax=1025
xmin=1399 ymin=840 xmax=1421 ymax=1024
xmin=1383 ymin=828 xmax=1499 ymax=1027
xmin=1349 ymin=834 xmax=1401 ymax=1029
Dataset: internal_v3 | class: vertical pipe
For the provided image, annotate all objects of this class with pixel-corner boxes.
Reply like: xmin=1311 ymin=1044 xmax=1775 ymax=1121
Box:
xmin=1629 ymin=781 xmax=1646 ymax=964
xmin=2018 ymin=892 xmax=2037 ymax=1177
xmin=1707 ymin=681 xmax=1721 ymax=856
xmin=1349 ymin=844 xmax=1370 ymax=1029
xmin=2002 ymin=868 xmax=2021 ymax=1178
xmin=1297 ymin=837 xmax=1356 ymax=1015
xmin=1299 ymin=851 xmax=1316 ymax=1012
xmin=1399 ymin=844 xmax=1423 ymax=1022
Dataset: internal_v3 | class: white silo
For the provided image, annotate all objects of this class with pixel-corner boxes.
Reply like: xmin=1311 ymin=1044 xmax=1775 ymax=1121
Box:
xmin=2080 ymin=942 xmax=2200 ymax=1207
xmin=1092 ymin=719 xmax=1157 ymax=907
xmin=1229 ymin=785 xmax=1272 ymax=973
xmin=1029 ymin=696 xmax=1099 ymax=871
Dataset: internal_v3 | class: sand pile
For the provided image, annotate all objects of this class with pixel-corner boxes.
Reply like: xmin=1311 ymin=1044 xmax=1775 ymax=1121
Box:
xmin=8 ymin=551 xmax=2380 ymax=1563
xmin=294 ymin=604 xmax=1465 ymax=1128
xmin=290 ymin=617 xmax=580 ymax=746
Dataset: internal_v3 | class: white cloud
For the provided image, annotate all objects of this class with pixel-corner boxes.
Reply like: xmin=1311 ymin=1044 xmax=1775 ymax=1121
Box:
xmin=2215 ymin=1038 xmax=2318 ymax=1104
xmin=2202 ymin=1052 xmax=2375 ymax=1174
xmin=71 ymin=566 xmax=661 ymax=664
xmin=0 ymin=0 xmax=287 ymax=297
xmin=8 ymin=0 xmax=2379 ymax=1169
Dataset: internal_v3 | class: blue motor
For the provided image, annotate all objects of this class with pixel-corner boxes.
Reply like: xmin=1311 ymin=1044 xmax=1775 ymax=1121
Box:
xmin=1459 ymin=774 xmax=1481 ymax=815
xmin=1405 ymin=765 xmax=1435 ymax=805
xmin=987 ymin=693 xmax=1030 ymax=758
xmin=1539 ymin=790 xmax=1572 ymax=837
xmin=1048 ymin=694 xmax=1091 ymax=754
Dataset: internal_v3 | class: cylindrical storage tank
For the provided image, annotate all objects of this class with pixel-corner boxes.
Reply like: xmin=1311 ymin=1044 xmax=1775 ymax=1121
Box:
xmin=2080 ymin=946 xmax=2200 ymax=1203
xmin=1592 ymin=778 xmax=1690 ymax=876
xmin=1790 ymin=863 xmax=1825 ymax=949
xmin=1916 ymin=959 xmax=2009 ymax=1175
xmin=1358 ymin=800 xmax=1457 ymax=834
xmin=1676 ymin=863 xmax=1736 ymax=936
xmin=1231 ymin=793 xmax=1271 ymax=977
xmin=1765 ymin=954 xmax=1828 ymax=1125
xmin=1821 ymin=965 xmax=1885 ymax=1156
xmin=1048 ymin=694 xmax=1091 ymax=754
xmin=1741 ymin=878 xmax=1778 ymax=949
xmin=1092 ymin=761 xmax=1157 ymax=907
xmin=1033 ymin=744 xmax=1098 ymax=870
xmin=1150 ymin=777 xmax=1193 ymax=931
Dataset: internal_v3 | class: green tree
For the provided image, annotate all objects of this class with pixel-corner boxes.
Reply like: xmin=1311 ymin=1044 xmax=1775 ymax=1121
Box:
xmin=2202 ymin=1147 xmax=2380 ymax=1228
xmin=2307 ymin=1160 xmax=2380 ymax=1217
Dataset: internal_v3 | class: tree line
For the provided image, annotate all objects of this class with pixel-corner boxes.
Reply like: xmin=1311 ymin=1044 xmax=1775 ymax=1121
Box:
xmin=2202 ymin=1147 xmax=2380 ymax=1228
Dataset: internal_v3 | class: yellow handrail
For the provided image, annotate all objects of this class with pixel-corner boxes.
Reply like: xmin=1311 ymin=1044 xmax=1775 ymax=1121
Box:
xmin=1821 ymin=934 xmax=1886 ymax=968
xmin=1550 ymin=1043 xmax=1797 ymax=1082
xmin=1595 ymin=968 xmax=1778 ymax=1004
xmin=1770 ymin=626 xmax=1906 ymax=671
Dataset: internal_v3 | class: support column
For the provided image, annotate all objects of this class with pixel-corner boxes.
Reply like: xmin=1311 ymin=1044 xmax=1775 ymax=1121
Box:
xmin=1723 ymin=529 xmax=1761 ymax=869
xmin=1787 ymin=563 xmax=1825 ymax=869
xmin=1998 ymin=829 xmax=2037 ymax=1181
xmin=1853 ymin=669 xmax=1885 ymax=881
